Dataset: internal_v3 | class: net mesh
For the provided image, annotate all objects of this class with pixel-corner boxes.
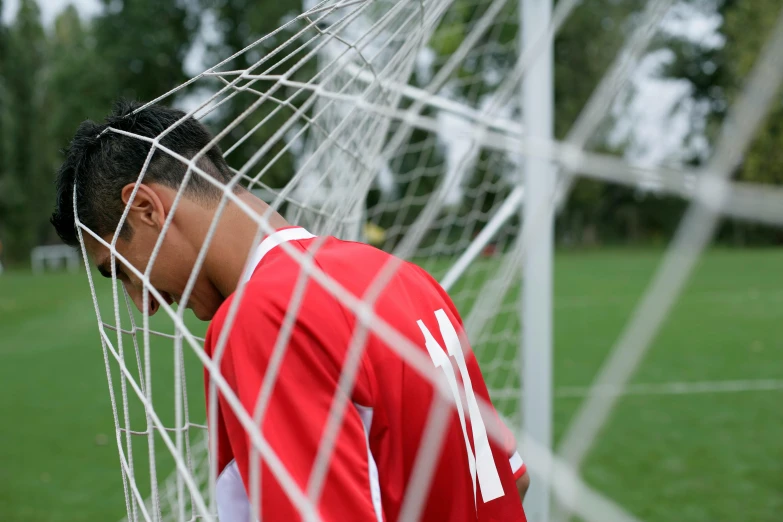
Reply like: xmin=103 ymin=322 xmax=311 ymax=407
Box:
xmin=71 ymin=0 xmax=783 ymax=520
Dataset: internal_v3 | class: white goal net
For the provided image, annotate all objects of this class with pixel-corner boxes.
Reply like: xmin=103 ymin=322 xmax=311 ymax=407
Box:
xmin=73 ymin=0 xmax=783 ymax=520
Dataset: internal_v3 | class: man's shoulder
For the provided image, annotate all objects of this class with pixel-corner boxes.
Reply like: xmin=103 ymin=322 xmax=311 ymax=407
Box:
xmin=210 ymin=271 xmax=293 ymax=324
xmin=205 ymin=235 xmax=434 ymax=346
xmin=205 ymin=274 xmax=286 ymax=350
xmin=206 ymin=242 xmax=347 ymax=349
xmin=312 ymin=236 xmax=427 ymax=281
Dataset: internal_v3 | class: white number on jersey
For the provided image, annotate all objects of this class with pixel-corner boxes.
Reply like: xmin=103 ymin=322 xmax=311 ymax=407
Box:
xmin=417 ymin=309 xmax=505 ymax=504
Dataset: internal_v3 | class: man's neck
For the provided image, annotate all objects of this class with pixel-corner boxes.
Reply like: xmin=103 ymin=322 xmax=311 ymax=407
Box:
xmin=201 ymin=190 xmax=291 ymax=298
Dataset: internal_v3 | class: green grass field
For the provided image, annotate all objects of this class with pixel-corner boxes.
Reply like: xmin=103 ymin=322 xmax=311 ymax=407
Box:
xmin=1 ymin=248 xmax=781 ymax=521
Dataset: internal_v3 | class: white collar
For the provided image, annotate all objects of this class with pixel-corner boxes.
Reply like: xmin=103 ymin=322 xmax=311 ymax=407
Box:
xmin=239 ymin=227 xmax=316 ymax=285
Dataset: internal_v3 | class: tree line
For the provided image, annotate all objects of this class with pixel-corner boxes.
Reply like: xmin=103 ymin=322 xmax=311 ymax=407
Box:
xmin=0 ymin=0 xmax=780 ymax=264
xmin=0 ymin=0 xmax=198 ymax=263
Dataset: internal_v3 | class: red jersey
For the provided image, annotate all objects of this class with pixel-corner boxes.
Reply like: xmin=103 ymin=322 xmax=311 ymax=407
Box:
xmin=204 ymin=227 xmax=527 ymax=522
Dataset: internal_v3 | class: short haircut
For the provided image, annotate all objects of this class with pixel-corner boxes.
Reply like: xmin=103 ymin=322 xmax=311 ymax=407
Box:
xmin=51 ymin=99 xmax=235 ymax=246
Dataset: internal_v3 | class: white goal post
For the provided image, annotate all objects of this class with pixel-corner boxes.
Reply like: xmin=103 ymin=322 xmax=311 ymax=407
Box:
xmin=68 ymin=0 xmax=783 ymax=521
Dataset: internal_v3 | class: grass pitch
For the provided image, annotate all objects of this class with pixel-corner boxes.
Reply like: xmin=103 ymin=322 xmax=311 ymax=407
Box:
xmin=0 ymin=248 xmax=781 ymax=521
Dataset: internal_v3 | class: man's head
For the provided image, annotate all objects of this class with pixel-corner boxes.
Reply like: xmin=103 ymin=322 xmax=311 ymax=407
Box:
xmin=51 ymin=99 xmax=237 ymax=320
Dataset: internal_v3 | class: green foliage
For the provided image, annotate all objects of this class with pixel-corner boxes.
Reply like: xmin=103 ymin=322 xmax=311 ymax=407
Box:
xmin=1 ymin=0 xmax=783 ymax=264
xmin=664 ymin=0 xmax=783 ymax=182
xmin=431 ymin=22 xmax=466 ymax=56
xmin=195 ymin=0 xmax=312 ymax=190
xmin=722 ymin=1 xmax=783 ymax=185
xmin=1 ymin=0 xmax=47 ymax=260
xmin=0 ymin=0 xmax=195 ymax=263
xmin=0 ymin=0 xmax=7 ymax=229
xmin=93 ymin=0 xmax=195 ymax=103
xmin=664 ymin=0 xmax=783 ymax=244
xmin=421 ymin=0 xmax=656 ymax=244
xmin=45 ymin=6 xmax=112 ymax=158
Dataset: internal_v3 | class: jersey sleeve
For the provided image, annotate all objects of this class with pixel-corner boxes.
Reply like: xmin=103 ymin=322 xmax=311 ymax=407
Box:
xmin=509 ymin=451 xmax=526 ymax=480
xmin=208 ymin=290 xmax=381 ymax=522
xmin=500 ymin=421 xmax=527 ymax=480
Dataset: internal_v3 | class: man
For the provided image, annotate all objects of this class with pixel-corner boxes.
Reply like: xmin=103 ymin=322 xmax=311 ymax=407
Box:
xmin=51 ymin=100 xmax=528 ymax=521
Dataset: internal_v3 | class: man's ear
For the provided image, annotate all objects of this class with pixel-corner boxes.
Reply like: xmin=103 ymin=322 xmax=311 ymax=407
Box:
xmin=121 ymin=183 xmax=167 ymax=231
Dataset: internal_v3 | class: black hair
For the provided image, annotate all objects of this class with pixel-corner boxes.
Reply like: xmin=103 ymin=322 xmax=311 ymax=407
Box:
xmin=51 ymin=99 xmax=234 ymax=246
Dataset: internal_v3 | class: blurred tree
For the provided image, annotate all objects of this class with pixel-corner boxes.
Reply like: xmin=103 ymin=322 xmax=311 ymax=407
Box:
xmin=665 ymin=0 xmax=783 ymax=244
xmin=719 ymin=0 xmax=783 ymax=244
xmin=552 ymin=0 xmax=653 ymax=245
xmin=0 ymin=0 xmax=198 ymax=261
xmin=0 ymin=0 xmax=7 ymax=228
xmin=1 ymin=0 xmax=779 ymax=262
xmin=33 ymin=6 xmax=118 ymax=249
xmin=93 ymin=0 xmax=197 ymax=103
xmin=665 ymin=0 xmax=783 ymax=180
xmin=362 ymin=0 xmax=653 ymax=247
xmin=721 ymin=1 xmax=783 ymax=186
xmin=2 ymin=0 xmax=47 ymax=261
xmin=431 ymin=0 xmax=650 ymax=245
xmin=195 ymin=0 xmax=310 ymax=190
xmin=44 ymin=7 xmax=113 ymax=173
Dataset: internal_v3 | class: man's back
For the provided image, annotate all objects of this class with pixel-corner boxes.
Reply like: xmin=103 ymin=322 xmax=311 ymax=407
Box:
xmin=205 ymin=229 xmax=526 ymax=521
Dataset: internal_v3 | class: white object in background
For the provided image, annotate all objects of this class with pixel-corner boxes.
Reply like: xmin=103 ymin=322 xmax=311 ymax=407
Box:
xmin=31 ymin=245 xmax=80 ymax=275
